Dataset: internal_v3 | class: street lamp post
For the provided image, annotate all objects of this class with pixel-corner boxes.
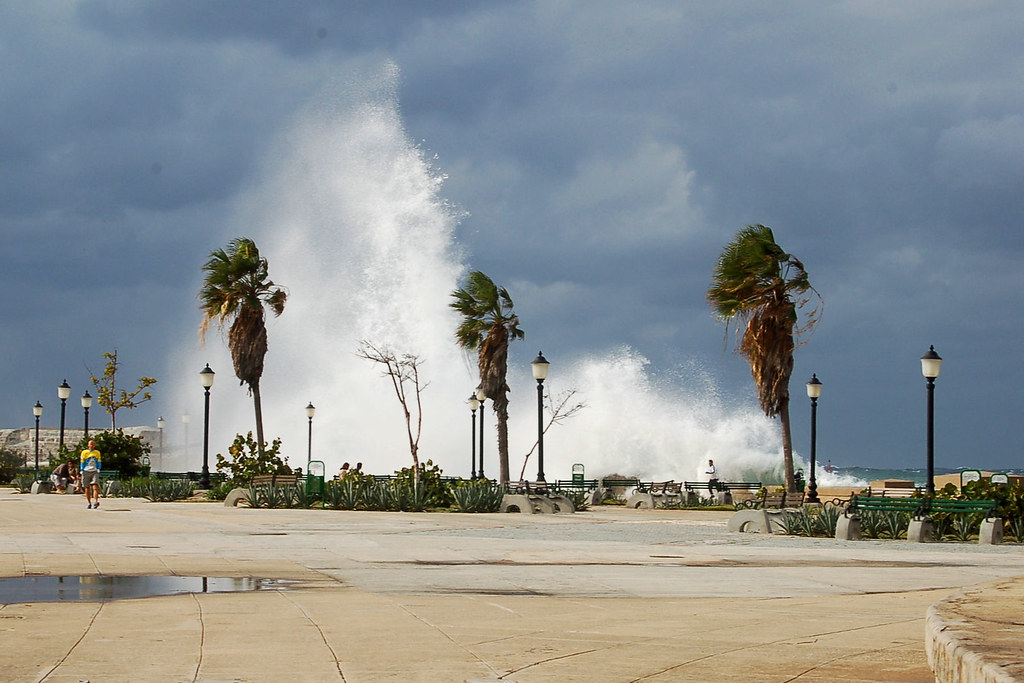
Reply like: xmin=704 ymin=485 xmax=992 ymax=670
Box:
xmin=81 ymin=391 xmax=92 ymax=439
xmin=921 ymin=346 xmax=942 ymax=496
xmin=468 ymin=394 xmax=480 ymax=479
xmin=157 ymin=416 xmax=165 ymax=471
xmin=476 ymin=385 xmax=487 ymax=480
xmin=199 ymin=364 xmax=215 ymax=489
xmin=33 ymin=401 xmax=43 ymax=478
xmin=58 ymin=380 xmax=71 ymax=452
xmin=182 ymin=412 xmax=191 ymax=462
xmin=531 ymin=351 xmax=550 ymax=483
xmin=805 ymin=374 xmax=822 ymax=504
xmin=305 ymin=402 xmax=316 ymax=469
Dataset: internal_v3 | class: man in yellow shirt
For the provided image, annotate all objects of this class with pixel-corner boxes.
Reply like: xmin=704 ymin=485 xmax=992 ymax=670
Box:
xmin=80 ymin=439 xmax=102 ymax=509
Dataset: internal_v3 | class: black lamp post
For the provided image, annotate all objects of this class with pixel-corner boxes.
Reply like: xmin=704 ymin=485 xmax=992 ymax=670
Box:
xmin=476 ymin=384 xmax=487 ymax=480
xmin=81 ymin=391 xmax=92 ymax=438
xmin=199 ymin=364 xmax=215 ymax=489
xmin=805 ymin=374 xmax=822 ymax=504
xmin=58 ymin=380 xmax=70 ymax=452
xmin=305 ymin=402 xmax=316 ymax=469
xmin=33 ymin=401 xmax=43 ymax=478
xmin=468 ymin=394 xmax=480 ymax=479
xmin=921 ymin=346 xmax=942 ymax=496
xmin=157 ymin=416 xmax=165 ymax=470
xmin=531 ymin=351 xmax=550 ymax=483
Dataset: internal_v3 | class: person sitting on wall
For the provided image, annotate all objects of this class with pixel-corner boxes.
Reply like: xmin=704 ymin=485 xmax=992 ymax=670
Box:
xmin=50 ymin=460 xmax=77 ymax=494
xmin=337 ymin=462 xmax=350 ymax=480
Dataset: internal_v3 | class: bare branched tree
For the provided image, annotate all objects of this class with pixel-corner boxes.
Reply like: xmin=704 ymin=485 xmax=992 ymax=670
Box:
xmin=518 ymin=388 xmax=586 ymax=482
xmin=356 ymin=341 xmax=428 ymax=486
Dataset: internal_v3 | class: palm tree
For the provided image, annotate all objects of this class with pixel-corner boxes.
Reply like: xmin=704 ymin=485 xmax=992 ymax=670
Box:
xmin=199 ymin=237 xmax=287 ymax=456
xmin=450 ymin=271 xmax=525 ymax=484
xmin=707 ymin=225 xmax=820 ymax=492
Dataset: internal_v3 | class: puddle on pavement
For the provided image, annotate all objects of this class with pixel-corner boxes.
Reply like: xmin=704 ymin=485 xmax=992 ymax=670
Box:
xmin=0 ymin=576 xmax=294 ymax=603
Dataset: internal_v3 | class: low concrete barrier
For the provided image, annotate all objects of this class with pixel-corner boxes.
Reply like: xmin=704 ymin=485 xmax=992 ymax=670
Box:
xmin=727 ymin=509 xmax=772 ymax=534
xmin=926 ymin=578 xmax=1024 ymax=682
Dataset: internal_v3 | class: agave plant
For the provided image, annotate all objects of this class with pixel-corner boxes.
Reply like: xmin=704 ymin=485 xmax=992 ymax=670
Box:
xmin=1007 ymin=516 xmax=1024 ymax=543
xmin=777 ymin=510 xmax=806 ymax=536
xmin=931 ymin=514 xmax=952 ymax=541
xmin=453 ymin=480 xmax=504 ymax=513
xmin=243 ymin=484 xmax=266 ymax=508
xmin=950 ymin=513 xmax=980 ymax=542
xmin=880 ymin=510 xmax=909 ymax=539
xmin=858 ymin=510 xmax=883 ymax=539
xmin=327 ymin=478 xmax=363 ymax=510
xmin=814 ymin=505 xmax=841 ymax=537
xmin=13 ymin=474 xmax=35 ymax=494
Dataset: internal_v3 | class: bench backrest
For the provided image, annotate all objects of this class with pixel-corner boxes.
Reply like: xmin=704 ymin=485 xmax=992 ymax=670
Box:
xmin=925 ymin=498 xmax=996 ymax=516
xmin=251 ymin=473 xmax=300 ymax=486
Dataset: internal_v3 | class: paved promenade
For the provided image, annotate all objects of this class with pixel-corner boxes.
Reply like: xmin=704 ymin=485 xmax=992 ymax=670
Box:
xmin=1 ymin=488 xmax=1022 ymax=682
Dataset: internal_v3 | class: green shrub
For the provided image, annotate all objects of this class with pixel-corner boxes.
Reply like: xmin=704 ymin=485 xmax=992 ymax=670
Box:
xmin=115 ymin=477 xmax=195 ymax=502
xmin=69 ymin=430 xmax=150 ymax=478
xmin=0 ymin=449 xmax=23 ymax=484
xmin=392 ymin=460 xmax=453 ymax=508
xmin=206 ymin=481 xmax=236 ymax=501
xmin=215 ymin=433 xmax=290 ymax=483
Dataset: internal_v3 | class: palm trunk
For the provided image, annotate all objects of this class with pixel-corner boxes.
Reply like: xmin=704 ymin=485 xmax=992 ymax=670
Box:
xmin=779 ymin=399 xmax=796 ymax=493
xmin=494 ymin=392 xmax=510 ymax=484
xmin=252 ymin=382 xmax=266 ymax=457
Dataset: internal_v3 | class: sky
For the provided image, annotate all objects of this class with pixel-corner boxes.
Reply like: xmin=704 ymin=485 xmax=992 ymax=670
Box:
xmin=3 ymin=1 xmax=1023 ymax=479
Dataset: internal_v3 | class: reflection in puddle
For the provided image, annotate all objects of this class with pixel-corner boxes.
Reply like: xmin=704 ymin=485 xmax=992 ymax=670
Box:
xmin=0 ymin=576 xmax=294 ymax=603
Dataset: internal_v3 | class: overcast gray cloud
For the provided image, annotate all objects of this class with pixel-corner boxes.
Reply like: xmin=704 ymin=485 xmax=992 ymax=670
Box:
xmin=2 ymin=1 xmax=1022 ymax=478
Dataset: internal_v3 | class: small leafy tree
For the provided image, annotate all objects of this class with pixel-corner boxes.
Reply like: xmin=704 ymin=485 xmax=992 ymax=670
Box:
xmin=214 ymin=432 xmax=289 ymax=483
xmin=89 ymin=349 xmax=158 ymax=430
xmin=70 ymin=430 xmax=150 ymax=478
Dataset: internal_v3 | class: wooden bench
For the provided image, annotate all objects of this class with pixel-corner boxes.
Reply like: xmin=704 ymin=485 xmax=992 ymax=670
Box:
xmin=250 ymin=473 xmax=300 ymax=486
xmin=845 ymin=495 xmax=923 ymax=518
xmin=741 ymin=490 xmax=804 ymax=509
xmin=862 ymin=486 xmax=920 ymax=498
xmin=924 ymin=498 xmax=997 ymax=519
xmin=840 ymin=495 xmax=1000 ymax=543
xmin=627 ymin=481 xmax=682 ymax=508
xmin=552 ymin=479 xmax=599 ymax=493
xmin=599 ymin=478 xmax=643 ymax=492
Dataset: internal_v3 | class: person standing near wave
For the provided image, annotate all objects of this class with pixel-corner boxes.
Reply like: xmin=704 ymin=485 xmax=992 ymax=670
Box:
xmin=80 ymin=439 xmax=102 ymax=509
xmin=706 ymin=459 xmax=718 ymax=496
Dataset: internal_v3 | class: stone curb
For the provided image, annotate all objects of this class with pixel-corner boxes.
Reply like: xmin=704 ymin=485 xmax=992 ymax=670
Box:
xmin=926 ymin=579 xmax=1024 ymax=682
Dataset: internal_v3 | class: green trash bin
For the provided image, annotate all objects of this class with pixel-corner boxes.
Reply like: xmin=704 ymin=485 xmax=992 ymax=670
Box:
xmin=306 ymin=460 xmax=326 ymax=497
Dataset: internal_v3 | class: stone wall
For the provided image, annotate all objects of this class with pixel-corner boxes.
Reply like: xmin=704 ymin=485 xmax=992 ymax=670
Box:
xmin=0 ymin=426 xmax=161 ymax=466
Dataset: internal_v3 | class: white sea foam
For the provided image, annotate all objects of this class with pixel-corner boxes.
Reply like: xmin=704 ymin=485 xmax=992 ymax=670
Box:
xmin=162 ymin=66 xmax=801 ymax=484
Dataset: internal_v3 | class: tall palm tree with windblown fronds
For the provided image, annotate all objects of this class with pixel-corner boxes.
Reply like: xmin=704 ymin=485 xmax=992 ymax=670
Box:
xmin=450 ymin=271 xmax=525 ymax=484
xmin=707 ymin=225 xmax=820 ymax=492
xmin=199 ymin=237 xmax=287 ymax=456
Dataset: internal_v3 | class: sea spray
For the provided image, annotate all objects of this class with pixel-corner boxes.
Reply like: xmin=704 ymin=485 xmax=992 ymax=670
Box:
xmin=163 ymin=67 xmax=804 ymax=485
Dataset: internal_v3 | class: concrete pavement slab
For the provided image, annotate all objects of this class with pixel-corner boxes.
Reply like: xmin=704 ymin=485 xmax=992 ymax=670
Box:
xmin=2 ymin=488 xmax=1022 ymax=681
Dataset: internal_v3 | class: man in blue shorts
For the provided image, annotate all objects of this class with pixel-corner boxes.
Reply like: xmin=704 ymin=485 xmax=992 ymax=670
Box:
xmin=80 ymin=439 xmax=102 ymax=509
